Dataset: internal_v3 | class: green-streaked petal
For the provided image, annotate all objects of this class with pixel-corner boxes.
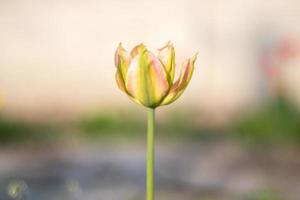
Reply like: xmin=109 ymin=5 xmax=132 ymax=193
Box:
xmin=161 ymin=53 xmax=198 ymax=105
xmin=130 ymin=43 xmax=147 ymax=58
xmin=116 ymin=72 xmax=143 ymax=105
xmin=157 ymin=41 xmax=175 ymax=82
xmin=115 ymin=71 xmax=127 ymax=93
xmin=115 ymin=43 xmax=130 ymax=81
xmin=126 ymin=50 xmax=170 ymax=108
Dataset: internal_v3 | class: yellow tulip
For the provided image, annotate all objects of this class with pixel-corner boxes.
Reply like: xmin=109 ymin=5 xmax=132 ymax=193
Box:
xmin=114 ymin=42 xmax=198 ymax=200
xmin=115 ymin=42 xmax=198 ymax=108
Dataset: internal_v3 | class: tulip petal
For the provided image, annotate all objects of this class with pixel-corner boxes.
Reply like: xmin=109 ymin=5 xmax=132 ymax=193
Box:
xmin=157 ymin=41 xmax=175 ymax=82
xmin=126 ymin=49 xmax=170 ymax=107
xmin=161 ymin=53 xmax=198 ymax=105
xmin=130 ymin=43 xmax=147 ymax=58
xmin=115 ymin=43 xmax=130 ymax=93
xmin=115 ymin=71 xmax=126 ymax=92
xmin=115 ymin=43 xmax=130 ymax=78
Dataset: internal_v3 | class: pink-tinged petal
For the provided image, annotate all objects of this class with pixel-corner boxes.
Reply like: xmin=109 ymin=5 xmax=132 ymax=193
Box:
xmin=116 ymin=70 xmax=144 ymax=104
xmin=115 ymin=43 xmax=130 ymax=81
xmin=157 ymin=41 xmax=175 ymax=82
xmin=130 ymin=43 xmax=147 ymax=59
xmin=126 ymin=50 xmax=171 ymax=108
xmin=161 ymin=53 xmax=198 ymax=105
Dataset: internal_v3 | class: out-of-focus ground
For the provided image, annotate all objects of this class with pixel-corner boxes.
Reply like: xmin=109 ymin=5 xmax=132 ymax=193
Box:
xmin=0 ymin=98 xmax=300 ymax=200
xmin=1 ymin=0 xmax=300 ymax=200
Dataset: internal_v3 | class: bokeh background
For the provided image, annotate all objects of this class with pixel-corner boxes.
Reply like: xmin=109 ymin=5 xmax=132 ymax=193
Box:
xmin=1 ymin=0 xmax=300 ymax=199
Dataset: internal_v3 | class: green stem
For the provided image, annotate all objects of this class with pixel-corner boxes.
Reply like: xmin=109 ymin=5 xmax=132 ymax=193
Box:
xmin=147 ymin=108 xmax=155 ymax=200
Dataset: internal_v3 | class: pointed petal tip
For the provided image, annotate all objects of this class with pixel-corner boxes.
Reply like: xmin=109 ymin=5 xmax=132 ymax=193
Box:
xmin=130 ymin=43 xmax=148 ymax=58
xmin=117 ymin=42 xmax=127 ymax=52
xmin=132 ymin=43 xmax=147 ymax=51
xmin=138 ymin=42 xmax=146 ymax=48
xmin=193 ymin=52 xmax=199 ymax=58
xmin=167 ymin=41 xmax=173 ymax=46
xmin=158 ymin=41 xmax=173 ymax=50
xmin=164 ymin=41 xmax=172 ymax=46
xmin=191 ymin=52 xmax=199 ymax=63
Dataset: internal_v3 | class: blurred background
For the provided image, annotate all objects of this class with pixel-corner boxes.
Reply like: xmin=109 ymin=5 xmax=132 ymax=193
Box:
xmin=0 ymin=0 xmax=300 ymax=199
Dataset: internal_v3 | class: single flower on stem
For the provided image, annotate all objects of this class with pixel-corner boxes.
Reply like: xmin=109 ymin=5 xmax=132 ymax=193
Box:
xmin=114 ymin=41 xmax=198 ymax=200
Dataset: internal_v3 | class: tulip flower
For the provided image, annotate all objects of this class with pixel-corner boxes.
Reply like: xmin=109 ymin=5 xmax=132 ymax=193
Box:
xmin=115 ymin=42 xmax=197 ymax=108
xmin=114 ymin=42 xmax=198 ymax=200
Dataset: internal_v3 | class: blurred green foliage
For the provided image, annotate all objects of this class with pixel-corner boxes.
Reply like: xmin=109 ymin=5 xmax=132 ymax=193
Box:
xmin=77 ymin=109 xmax=218 ymax=141
xmin=1 ymin=96 xmax=300 ymax=148
xmin=233 ymin=97 xmax=300 ymax=146
xmin=78 ymin=110 xmax=145 ymax=138
xmin=0 ymin=116 xmax=58 ymax=144
xmin=245 ymin=190 xmax=282 ymax=200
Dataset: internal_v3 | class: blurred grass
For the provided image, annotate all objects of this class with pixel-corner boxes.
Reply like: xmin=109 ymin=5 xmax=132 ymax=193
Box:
xmin=78 ymin=110 xmax=145 ymax=138
xmin=1 ymin=96 xmax=300 ymax=147
xmin=232 ymin=96 xmax=300 ymax=146
xmin=245 ymin=190 xmax=283 ymax=200
xmin=0 ymin=116 xmax=60 ymax=144
xmin=77 ymin=108 xmax=221 ymax=142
